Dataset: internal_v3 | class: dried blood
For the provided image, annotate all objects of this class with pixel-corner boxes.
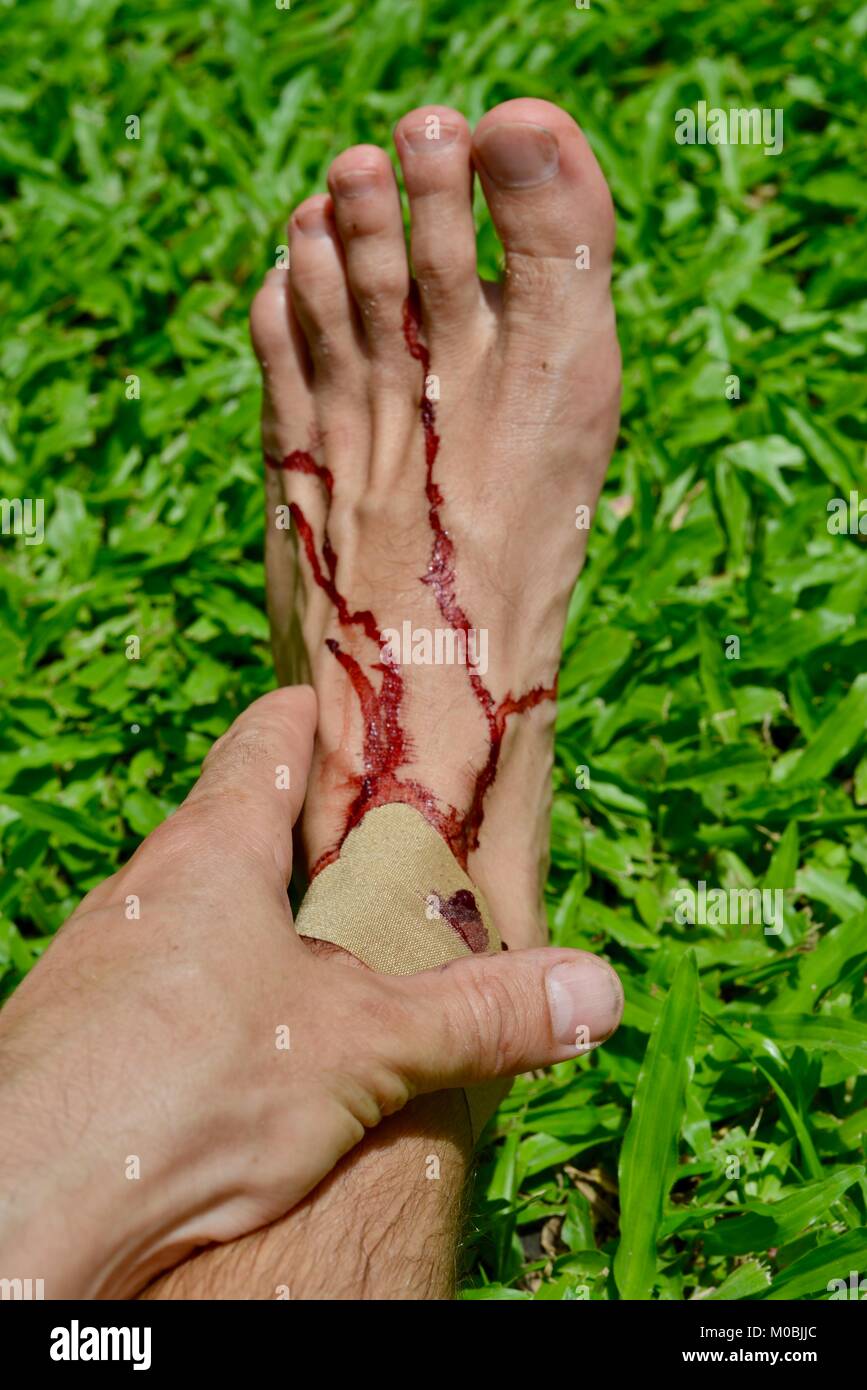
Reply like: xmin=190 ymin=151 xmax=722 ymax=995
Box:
xmin=434 ymin=887 xmax=489 ymax=954
xmin=265 ymin=297 xmax=556 ymax=879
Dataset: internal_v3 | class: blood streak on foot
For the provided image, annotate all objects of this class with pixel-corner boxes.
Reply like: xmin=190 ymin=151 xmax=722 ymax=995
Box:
xmin=266 ymin=299 xmax=555 ymax=879
xmin=267 ymin=449 xmax=447 ymax=867
xmin=402 ymin=294 xmax=556 ymax=863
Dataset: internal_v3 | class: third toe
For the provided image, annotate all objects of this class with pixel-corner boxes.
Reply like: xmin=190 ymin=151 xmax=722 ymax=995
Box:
xmin=327 ymin=145 xmax=410 ymax=360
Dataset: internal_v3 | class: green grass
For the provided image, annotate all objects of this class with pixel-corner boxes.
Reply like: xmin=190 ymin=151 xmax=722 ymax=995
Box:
xmin=2 ymin=0 xmax=866 ymax=1300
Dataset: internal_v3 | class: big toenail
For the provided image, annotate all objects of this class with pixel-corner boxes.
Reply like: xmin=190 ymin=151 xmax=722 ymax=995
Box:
xmin=294 ymin=203 xmax=332 ymax=237
xmin=474 ymin=122 xmax=559 ymax=188
xmin=334 ymin=168 xmax=379 ymax=198
xmin=401 ymin=122 xmax=461 ymax=153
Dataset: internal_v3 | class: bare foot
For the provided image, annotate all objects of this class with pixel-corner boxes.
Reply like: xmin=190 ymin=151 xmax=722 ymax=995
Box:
xmin=251 ymin=98 xmax=620 ymax=948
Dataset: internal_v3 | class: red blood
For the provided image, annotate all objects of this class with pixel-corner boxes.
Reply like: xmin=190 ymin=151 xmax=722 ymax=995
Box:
xmin=435 ymin=888 xmax=489 ymax=954
xmin=401 ymin=295 xmax=556 ymax=862
xmin=265 ymin=299 xmax=555 ymax=879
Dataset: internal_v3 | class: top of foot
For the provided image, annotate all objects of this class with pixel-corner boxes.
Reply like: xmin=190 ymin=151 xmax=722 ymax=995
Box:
xmin=251 ymin=98 xmax=621 ymax=949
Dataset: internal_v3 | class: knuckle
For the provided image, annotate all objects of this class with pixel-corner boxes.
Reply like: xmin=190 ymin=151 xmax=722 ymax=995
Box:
xmin=130 ymin=802 xmax=203 ymax=865
xmin=335 ymin=985 xmax=417 ymax=1122
xmin=415 ymin=248 xmax=476 ymax=293
xmin=303 ymin=323 xmax=346 ymax=364
xmin=358 ymin=1057 xmax=414 ymax=1122
xmin=202 ymin=725 xmax=272 ymax=779
xmin=355 ymin=280 xmax=405 ymax=318
xmin=449 ymin=965 xmax=526 ymax=1077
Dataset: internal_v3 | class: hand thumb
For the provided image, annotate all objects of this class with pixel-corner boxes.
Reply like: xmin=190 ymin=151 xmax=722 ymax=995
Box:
xmin=183 ymin=685 xmax=317 ymax=884
xmin=379 ymin=948 xmax=624 ymax=1090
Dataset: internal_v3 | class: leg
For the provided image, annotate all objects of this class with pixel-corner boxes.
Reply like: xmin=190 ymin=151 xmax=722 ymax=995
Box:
xmin=141 ymin=939 xmax=474 ymax=1300
xmin=143 ymin=1077 xmax=471 ymax=1299
xmin=145 ymin=97 xmax=620 ymax=1299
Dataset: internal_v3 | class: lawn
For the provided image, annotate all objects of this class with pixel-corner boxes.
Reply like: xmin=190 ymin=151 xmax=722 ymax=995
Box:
xmin=1 ymin=0 xmax=865 ymax=1300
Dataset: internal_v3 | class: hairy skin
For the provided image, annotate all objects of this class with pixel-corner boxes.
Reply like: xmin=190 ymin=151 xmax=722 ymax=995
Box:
xmin=142 ymin=1094 xmax=471 ymax=1300
xmin=0 ymin=693 xmax=621 ymax=1301
xmin=141 ymin=941 xmax=473 ymax=1301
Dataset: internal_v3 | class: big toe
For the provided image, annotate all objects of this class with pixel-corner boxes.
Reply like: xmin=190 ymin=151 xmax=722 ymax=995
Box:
xmin=472 ymin=98 xmax=615 ymax=335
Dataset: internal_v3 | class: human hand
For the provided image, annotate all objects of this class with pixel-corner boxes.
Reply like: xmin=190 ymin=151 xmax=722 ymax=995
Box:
xmin=0 ymin=687 xmax=622 ymax=1297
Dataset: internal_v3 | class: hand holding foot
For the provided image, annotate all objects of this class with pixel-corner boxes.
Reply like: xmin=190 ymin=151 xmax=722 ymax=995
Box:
xmin=153 ymin=96 xmax=622 ymax=1303
xmin=0 ymin=687 xmax=622 ymax=1298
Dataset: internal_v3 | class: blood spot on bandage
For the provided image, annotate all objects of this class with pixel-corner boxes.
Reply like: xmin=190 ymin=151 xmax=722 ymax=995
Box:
xmin=434 ymin=888 xmax=489 ymax=954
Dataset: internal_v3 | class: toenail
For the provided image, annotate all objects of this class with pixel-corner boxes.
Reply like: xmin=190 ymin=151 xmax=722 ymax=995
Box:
xmin=401 ymin=122 xmax=461 ymax=153
xmin=294 ymin=203 xmax=332 ymax=237
xmin=333 ymin=167 xmax=380 ymax=199
xmin=474 ymin=122 xmax=560 ymax=189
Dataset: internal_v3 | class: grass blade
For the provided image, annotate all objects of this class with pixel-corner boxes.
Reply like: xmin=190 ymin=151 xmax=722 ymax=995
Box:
xmin=614 ymin=951 xmax=700 ymax=1299
xmin=763 ymin=1229 xmax=867 ymax=1300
